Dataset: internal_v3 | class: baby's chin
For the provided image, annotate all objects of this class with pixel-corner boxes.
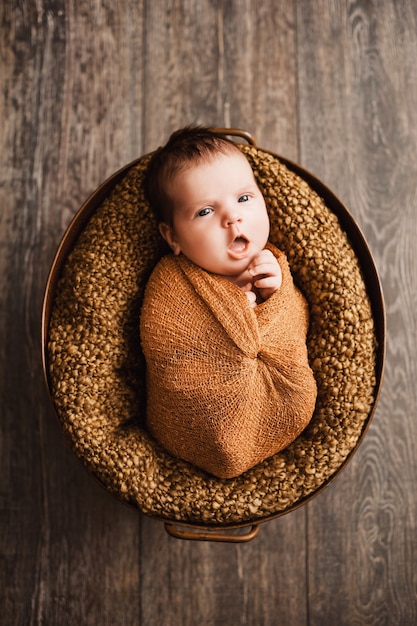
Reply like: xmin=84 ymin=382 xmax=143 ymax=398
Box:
xmin=218 ymin=265 xmax=255 ymax=289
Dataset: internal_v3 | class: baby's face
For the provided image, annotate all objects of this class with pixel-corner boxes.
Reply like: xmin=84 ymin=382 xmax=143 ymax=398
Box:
xmin=160 ymin=151 xmax=270 ymax=280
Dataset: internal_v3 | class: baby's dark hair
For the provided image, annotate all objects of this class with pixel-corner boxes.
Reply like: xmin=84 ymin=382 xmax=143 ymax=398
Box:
xmin=144 ymin=126 xmax=243 ymax=225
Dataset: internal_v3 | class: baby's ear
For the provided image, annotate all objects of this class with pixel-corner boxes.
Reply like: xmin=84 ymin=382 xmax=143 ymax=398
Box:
xmin=159 ymin=223 xmax=181 ymax=255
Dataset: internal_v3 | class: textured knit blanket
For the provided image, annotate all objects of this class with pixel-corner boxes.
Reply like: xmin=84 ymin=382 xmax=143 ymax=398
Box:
xmin=140 ymin=243 xmax=317 ymax=479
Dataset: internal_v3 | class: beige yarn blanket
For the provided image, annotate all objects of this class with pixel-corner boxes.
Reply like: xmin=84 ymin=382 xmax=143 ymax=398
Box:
xmin=140 ymin=243 xmax=317 ymax=479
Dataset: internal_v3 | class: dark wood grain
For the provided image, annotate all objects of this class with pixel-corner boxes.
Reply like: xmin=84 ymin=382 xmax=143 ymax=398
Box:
xmin=140 ymin=510 xmax=308 ymax=626
xmin=1 ymin=0 xmax=416 ymax=624
xmin=1 ymin=2 xmax=143 ymax=624
xmin=297 ymin=1 xmax=417 ymax=624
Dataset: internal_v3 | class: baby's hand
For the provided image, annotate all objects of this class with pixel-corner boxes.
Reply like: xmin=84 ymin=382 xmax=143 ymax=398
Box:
xmin=248 ymin=249 xmax=282 ymax=301
xmin=241 ymin=282 xmax=258 ymax=308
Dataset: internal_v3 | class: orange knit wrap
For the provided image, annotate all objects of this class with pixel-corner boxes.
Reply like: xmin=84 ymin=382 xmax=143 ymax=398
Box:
xmin=140 ymin=243 xmax=317 ymax=479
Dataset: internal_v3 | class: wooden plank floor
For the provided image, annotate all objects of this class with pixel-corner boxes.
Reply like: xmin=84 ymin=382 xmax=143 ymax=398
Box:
xmin=1 ymin=1 xmax=416 ymax=624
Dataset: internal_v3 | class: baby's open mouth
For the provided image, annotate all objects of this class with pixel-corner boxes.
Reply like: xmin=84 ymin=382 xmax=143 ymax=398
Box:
xmin=229 ymin=236 xmax=249 ymax=253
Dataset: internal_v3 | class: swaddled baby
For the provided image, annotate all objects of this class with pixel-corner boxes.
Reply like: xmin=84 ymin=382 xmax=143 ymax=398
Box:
xmin=140 ymin=126 xmax=317 ymax=479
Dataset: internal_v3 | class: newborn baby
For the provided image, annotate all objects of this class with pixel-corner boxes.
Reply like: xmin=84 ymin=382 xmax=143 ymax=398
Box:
xmin=140 ymin=126 xmax=317 ymax=478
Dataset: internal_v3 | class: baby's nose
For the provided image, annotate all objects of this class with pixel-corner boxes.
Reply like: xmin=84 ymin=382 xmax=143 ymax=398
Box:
xmin=223 ymin=212 xmax=242 ymax=227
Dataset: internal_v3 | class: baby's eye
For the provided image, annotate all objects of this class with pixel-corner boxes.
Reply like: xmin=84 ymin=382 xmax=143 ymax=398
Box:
xmin=196 ymin=207 xmax=213 ymax=217
xmin=238 ymin=194 xmax=250 ymax=203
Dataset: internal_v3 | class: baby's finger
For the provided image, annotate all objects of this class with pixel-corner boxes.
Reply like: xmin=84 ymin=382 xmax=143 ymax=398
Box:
xmin=245 ymin=290 xmax=257 ymax=307
xmin=254 ymin=275 xmax=282 ymax=290
xmin=249 ymin=261 xmax=279 ymax=278
xmin=248 ymin=249 xmax=274 ymax=267
xmin=257 ymin=248 xmax=275 ymax=260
